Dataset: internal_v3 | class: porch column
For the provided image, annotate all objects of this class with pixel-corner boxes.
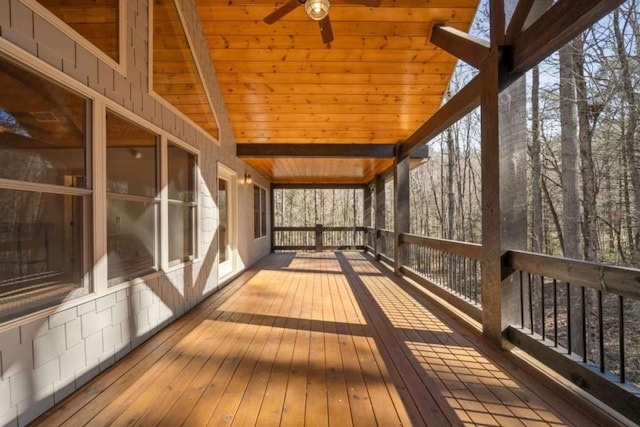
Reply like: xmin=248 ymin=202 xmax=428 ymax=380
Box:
xmin=482 ymin=1 xmax=535 ymax=347
xmin=374 ymin=174 xmax=385 ymax=260
xmin=270 ymin=185 xmax=275 ymax=253
xmin=363 ymin=183 xmax=372 ymax=251
xmin=480 ymin=0 xmax=505 ymax=347
xmin=393 ymin=153 xmax=410 ymax=274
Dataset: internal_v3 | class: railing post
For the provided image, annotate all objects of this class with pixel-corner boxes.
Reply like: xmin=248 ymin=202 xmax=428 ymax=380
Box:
xmin=480 ymin=0 xmax=504 ymax=347
xmin=315 ymin=224 xmax=323 ymax=252
xmin=270 ymin=185 xmax=275 ymax=253
xmin=364 ymin=183 xmax=372 ymax=252
xmin=481 ymin=0 xmax=531 ymax=347
xmin=374 ymin=174 xmax=386 ymax=260
xmin=393 ymin=151 xmax=410 ymax=275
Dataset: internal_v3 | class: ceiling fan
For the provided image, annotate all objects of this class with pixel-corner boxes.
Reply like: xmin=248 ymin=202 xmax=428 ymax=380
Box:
xmin=263 ymin=0 xmax=381 ymax=44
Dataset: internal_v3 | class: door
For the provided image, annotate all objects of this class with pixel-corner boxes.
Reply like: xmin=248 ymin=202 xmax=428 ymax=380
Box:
xmin=218 ymin=164 xmax=237 ymax=279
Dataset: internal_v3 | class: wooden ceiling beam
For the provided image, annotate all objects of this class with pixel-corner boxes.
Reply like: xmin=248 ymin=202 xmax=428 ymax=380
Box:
xmin=505 ymin=0 xmax=534 ymax=44
xmin=400 ymin=0 xmax=624 ymax=160
xmin=512 ymin=0 xmax=625 ymax=74
xmin=237 ymin=143 xmax=398 ymax=158
xmin=430 ymin=25 xmax=489 ymax=69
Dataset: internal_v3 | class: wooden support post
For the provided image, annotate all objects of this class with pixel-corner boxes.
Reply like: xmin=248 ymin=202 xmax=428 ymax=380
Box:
xmin=374 ymin=174 xmax=386 ymax=260
xmin=393 ymin=154 xmax=410 ymax=275
xmin=270 ymin=185 xmax=275 ymax=253
xmin=480 ymin=0 xmax=505 ymax=347
xmin=499 ymin=73 xmax=528 ymax=334
xmin=315 ymin=224 xmax=323 ymax=252
xmin=364 ymin=183 xmax=373 ymax=251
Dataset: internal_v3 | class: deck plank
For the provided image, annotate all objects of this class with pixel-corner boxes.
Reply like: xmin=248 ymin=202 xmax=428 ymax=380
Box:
xmin=34 ymin=252 xmax=621 ymax=427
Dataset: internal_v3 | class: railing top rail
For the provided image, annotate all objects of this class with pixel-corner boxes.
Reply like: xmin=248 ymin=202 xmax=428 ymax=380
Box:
xmin=274 ymin=226 xmax=366 ymax=232
xmin=400 ymin=232 xmax=482 ymax=260
xmin=508 ymin=250 xmax=640 ymax=300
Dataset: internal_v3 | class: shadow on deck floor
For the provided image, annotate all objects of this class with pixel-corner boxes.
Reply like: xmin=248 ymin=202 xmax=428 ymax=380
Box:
xmin=34 ymin=251 xmax=620 ymax=426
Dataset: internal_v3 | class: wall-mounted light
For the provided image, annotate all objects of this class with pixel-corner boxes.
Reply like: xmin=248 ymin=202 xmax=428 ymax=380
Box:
xmin=129 ymin=148 xmax=142 ymax=159
xmin=244 ymin=173 xmax=253 ymax=185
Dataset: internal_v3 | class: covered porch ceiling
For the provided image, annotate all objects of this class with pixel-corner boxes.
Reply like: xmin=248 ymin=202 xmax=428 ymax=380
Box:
xmin=193 ymin=0 xmax=479 ymax=184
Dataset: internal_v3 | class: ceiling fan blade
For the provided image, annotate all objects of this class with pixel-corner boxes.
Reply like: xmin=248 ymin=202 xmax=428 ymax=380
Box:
xmin=319 ymin=16 xmax=334 ymax=44
xmin=343 ymin=0 xmax=381 ymax=6
xmin=264 ymin=0 xmax=301 ymax=24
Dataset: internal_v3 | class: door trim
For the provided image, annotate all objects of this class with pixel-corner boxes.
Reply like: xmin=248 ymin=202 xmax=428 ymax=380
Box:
xmin=217 ymin=163 xmax=238 ymax=280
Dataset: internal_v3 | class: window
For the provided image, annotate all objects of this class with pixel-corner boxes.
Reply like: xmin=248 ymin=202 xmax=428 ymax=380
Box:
xmin=34 ymin=0 xmax=121 ymax=63
xmin=254 ymin=185 xmax=267 ymax=239
xmin=0 ymin=57 xmax=91 ymax=320
xmin=106 ymin=111 xmax=158 ymax=284
xmin=168 ymin=143 xmax=197 ymax=265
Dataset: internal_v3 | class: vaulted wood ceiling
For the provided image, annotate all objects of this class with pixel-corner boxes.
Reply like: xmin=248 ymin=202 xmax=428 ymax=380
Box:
xmin=195 ymin=0 xmax=479 ymax=183
xmin=22 ymin=0 xmax=480 ymax=184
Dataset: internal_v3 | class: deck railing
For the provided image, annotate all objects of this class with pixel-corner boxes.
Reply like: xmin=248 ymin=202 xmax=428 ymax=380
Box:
xmin=362 ymin=230 xmax=640 ymax=421
xmin=377 ymin=228 xmax=394 ymax=262
xmin=400 ymin=233 xmax=482 ymax=319
xmin=273 ymin=225 xmax=365 ymax=251
xmin=505 ymin=250 xmax=640 ymax=421
xmin=364 ymin=227 xmax=375 ymax=252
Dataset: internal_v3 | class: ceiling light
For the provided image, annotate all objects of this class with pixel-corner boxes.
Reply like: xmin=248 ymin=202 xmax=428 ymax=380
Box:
xmin=305 ymin=0 xmax=330 ymax=21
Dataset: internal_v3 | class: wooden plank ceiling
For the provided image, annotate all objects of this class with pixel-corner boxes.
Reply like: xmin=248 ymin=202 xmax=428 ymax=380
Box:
xmin=194 ymin=0 xmax=478 ymax=183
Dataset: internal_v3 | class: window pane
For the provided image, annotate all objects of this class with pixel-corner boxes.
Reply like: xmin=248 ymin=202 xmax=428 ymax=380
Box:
xmin=107 ymin=198 xmax=157 ymax=281
xmin=0 ymin=58 xmax=88 ymax=187
xmin=254 ymin=186 xmax=260 ymax=239
xmin=37 ymin=0 xmax=120 ymax=62
xmin=169 ymin=204 xmax=194 ymax=262
xmin=106 ymin=111 xmax=157 ymax=197
xmin=0 ymin=189 xmax=86 ymax=319
xmin=261 ymin=188 xmax=267 ymax=238
xmin=219 ymin=179 xmax=228 ymax=263
xmin=168 ymin=144 xmax=195 ymax=202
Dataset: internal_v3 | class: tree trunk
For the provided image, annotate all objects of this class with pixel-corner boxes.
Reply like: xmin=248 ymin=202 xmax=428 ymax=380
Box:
xmin=573 ymin=34 xmax=598 ymax=261
xmin=531 ymin=65 xmax=543 ymax=253
xmin=559 ymin=43 xmax=581 ymax=259
xmin=447 ymin=126 xmax=456 ymax=240
xmin=614 ymin=8 xmax=640 ymax=266
xmin=560 ymin=41 xmax=586 ymax=356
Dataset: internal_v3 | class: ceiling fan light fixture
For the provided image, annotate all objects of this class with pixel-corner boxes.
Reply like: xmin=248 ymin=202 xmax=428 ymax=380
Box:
xmin=304 ymin=0 xmax=330 ymax=20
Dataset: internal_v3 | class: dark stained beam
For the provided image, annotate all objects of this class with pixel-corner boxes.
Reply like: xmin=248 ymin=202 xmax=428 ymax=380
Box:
xmin=237 ymin=143 xmax=396 ymax=158
xmin=400 ymin=0 xmax=624 ymax=161
xmin=400 ymin=78 xmax=480 ymax=160
xmin=272 ymin=183 xmax=366 ymax=190
xmin=430 ymin=25 xmax=490 ymax=69
xmin=512 ymin=0 xmax=625 ymax=74
xmin=505 ymin=0 xmax=534 ymax=43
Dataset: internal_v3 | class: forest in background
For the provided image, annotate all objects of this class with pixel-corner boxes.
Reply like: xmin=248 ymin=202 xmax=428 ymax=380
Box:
xmin=270 ymin=1 xmax=640 ymax=386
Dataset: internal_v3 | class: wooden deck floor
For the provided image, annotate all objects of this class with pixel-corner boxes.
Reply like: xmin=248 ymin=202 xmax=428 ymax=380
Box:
xmin=35 ymin=252 xmax=618 ymax=426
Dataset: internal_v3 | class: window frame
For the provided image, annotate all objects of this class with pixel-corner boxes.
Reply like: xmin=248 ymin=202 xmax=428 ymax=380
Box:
xmin=253 ymin=184 xmax=268 ymax=240
xmin=0 ymin=53 xmax=94 ymax=321
xmin=22 ymin=0 xmax=127 ymax=75
xmin=166 ymin=141 xmax=199 ymax=267
xmin=0 ymin=39 xmax=204 ymax=325
xmin=105 ymin=109 xmax=161 ymax=287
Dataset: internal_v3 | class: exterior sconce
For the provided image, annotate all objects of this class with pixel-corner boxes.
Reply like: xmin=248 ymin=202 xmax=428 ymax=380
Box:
xmin=244 ymin=173 xmax=252 ymax=185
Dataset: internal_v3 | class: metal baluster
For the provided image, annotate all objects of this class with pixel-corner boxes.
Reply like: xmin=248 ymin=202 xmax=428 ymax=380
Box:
xmin=582 ymin=286 xmax=587 ymax=364
xmin=620 ymin=295 xmax=625 ymax=383
xmin=567 ymin=282 xmax=572 ymax=355
xmin=520 ymin=271 xmax=524 ymax=328
xmin=474 ymin=259 xmax=478 ymax=305
xmin=553 ymin=279 xmax=558 ymax=347
xmin=541 ymin=275 xmax=545 ymax=341
xmin=528 ymin=273 xmax=534 ymax=333
xmin=598 ymin=290 xmax=604 ymax=373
